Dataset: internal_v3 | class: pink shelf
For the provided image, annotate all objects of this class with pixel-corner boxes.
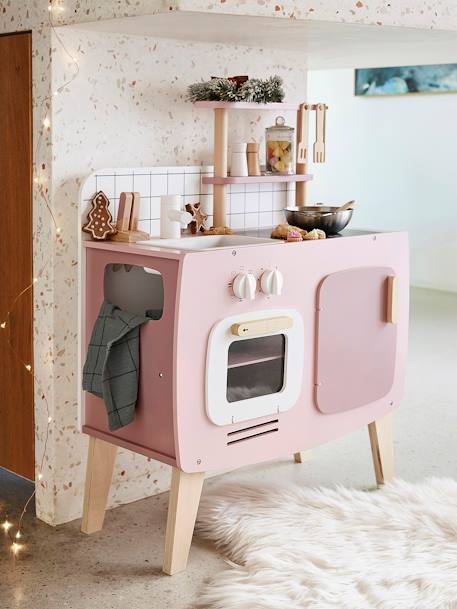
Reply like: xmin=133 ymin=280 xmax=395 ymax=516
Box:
xmin=194 ymin=101 xmax=300 ymax=111
xmin=203 ymin=174 xmax=313 ymax=185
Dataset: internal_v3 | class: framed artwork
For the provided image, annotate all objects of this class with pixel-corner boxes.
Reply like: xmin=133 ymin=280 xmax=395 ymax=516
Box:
xmin=355 ymin=63 xmax=457 ymax=97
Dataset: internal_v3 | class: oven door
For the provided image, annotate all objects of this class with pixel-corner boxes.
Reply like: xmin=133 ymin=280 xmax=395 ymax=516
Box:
xmin=206 ymin=309 xmax=304 ymax=426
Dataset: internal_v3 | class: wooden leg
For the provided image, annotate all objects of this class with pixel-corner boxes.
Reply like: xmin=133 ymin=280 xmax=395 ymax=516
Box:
xmin=81 ymin=437 xmax=117 ymax=534
xmin=163 ymin=467 xmax=205 ymax=576
xmin=368 ymin=414 xmax=394 ymax=486
xmin=294 ymin=450 xmax=312 ymax=463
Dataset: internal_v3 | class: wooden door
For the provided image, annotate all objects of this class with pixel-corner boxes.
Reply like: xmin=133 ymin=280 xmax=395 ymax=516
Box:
xmin=0 ymin=32 xmax=34 ymax=479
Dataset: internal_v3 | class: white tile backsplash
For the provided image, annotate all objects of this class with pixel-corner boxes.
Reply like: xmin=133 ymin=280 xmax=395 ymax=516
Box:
xmin=133 ymin=174 xmax=151 ymax=197
xmin=81 ymin=165 xmax=292 ymax=231
xmin=150 ymin=173 xmax=168 ymax=197
xmin=167 ymin=172 xmax=185 ymax=194
xmin=115 ymin=174 xmax=134 ymax=196
xmin=95 ymin=175 xmax=115 ymax=199
xmin=184 ymin=172 xmax=201 ymax=196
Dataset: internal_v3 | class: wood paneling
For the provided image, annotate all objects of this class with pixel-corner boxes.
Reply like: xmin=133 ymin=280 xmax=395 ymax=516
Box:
xmin=0 ymin=32 xmax=34 ymax=480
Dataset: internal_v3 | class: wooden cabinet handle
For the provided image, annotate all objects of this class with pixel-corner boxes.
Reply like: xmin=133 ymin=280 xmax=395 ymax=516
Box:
xmin=386 ymin=276 xmax=397 ymax=324
xmin=231 ymin=316 xmax=293 ymax=337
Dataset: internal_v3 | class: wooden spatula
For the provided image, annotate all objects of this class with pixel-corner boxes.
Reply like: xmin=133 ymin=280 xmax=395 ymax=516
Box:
xmin=313 ymin=103 xmax=326 ymax=163
xmin=296 ymin=103 xmax=310 ymax=164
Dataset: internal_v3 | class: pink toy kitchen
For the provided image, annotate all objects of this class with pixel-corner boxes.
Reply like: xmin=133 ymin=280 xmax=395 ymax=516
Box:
xmin=79 ymin=81 xmax=408 ymax=576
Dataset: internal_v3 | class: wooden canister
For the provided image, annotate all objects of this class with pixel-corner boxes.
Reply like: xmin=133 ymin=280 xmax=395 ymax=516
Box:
xmin=247 ymin=142 xmax=261 ymax=176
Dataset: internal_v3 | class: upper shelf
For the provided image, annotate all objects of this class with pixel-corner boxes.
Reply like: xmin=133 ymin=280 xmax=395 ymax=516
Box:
xmin=194 ymin=101 xmax=300 ymax=111
xmin=64 ymin=11 xmax=457 ymax=69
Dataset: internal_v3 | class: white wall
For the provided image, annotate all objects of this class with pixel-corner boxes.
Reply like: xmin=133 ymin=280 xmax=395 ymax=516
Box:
xmin=307 ymin=69 xmax=457 ymax=293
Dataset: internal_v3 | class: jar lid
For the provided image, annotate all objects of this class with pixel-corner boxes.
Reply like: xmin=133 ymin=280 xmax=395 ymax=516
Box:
xmin=266 ymin=116 xmax=294 ymax=132
xmin=232 ymin=142 xmax=247 ymax=152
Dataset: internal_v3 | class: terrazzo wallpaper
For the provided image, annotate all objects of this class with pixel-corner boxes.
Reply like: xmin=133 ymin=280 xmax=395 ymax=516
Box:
xmin=0 ymin=0 xmax=169 ymax=526
xmin=1 ymin=0 xmax=455 ymax=526
xmin=172 ymin=0 xmax=457 ymax=30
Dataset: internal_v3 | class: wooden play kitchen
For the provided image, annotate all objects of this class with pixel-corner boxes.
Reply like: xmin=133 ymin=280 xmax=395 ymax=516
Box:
xmin=80 ymin=99 xmax=409 ymax=577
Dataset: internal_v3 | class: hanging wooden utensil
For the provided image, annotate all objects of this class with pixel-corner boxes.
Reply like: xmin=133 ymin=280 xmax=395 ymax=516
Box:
xmin=296 ymin=103 xmax=310 ymax=164
xmin=313 ymin=103 xmax=326 ymax=163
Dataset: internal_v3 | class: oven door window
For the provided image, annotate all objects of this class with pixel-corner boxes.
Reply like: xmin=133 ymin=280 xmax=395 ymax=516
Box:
xmin=227 ymin=335 xmax=285 ymax=403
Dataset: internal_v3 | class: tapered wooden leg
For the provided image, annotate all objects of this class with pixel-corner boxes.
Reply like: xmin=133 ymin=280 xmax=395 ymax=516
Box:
xmin=368 ymin=414 xmax=394 ymax=486
xmin=163 ymin=468 xmax=205 ymax=576
xmin=294 ymin=450 xmax=312 ymax=463
xmin=81 ymin=437 xmax=117 ymax=534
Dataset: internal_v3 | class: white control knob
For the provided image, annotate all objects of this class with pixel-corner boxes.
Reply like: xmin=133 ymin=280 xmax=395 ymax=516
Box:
xmin=260 ymin=269 xmax=284 ymax=296
xmin=232 ymin=272 xmax=257 ymax=300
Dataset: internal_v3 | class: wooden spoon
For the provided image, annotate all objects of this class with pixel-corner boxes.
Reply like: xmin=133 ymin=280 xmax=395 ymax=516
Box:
xmin=335 ymin=200 xmax=355 ymax=212
xmin=318 ymin=200 xmax=355 ymax=217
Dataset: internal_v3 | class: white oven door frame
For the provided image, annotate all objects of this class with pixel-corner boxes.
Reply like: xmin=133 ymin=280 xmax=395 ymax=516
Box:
xmin=206 ymin=308 xmax=304 ymax=426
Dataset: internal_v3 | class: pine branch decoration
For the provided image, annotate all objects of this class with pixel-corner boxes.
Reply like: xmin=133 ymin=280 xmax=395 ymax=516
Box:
xmin=187 ymin=75 xmax=285 ymax=103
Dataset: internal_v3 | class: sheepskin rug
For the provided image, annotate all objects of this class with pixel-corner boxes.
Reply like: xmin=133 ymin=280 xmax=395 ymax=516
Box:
xmin=196 ymin=478 xmax=457 ymax=609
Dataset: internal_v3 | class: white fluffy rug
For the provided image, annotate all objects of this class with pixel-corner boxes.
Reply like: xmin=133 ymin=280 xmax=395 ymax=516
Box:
xmin=196 ymin=478 xmax=457 ymax=609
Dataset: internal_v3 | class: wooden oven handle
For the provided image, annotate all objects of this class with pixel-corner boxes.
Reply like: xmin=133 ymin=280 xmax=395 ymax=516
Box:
xmin=231 ymin=316 xmax=293 ymax=337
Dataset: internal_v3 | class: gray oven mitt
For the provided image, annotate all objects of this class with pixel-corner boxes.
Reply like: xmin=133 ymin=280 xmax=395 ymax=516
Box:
xmin=83 ymin=300 xmax=150 ymax=431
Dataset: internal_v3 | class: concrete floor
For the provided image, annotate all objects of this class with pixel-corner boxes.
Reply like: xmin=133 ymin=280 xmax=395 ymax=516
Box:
xmin=1 ymin=287 xmax=456 ymax=609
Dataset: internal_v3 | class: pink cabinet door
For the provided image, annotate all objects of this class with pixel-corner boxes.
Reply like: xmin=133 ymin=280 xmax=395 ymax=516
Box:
xmin=315 ymin=267 xmax=397 ymax=414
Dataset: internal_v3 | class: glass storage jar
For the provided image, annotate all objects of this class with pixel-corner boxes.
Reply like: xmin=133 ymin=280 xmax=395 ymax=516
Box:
xmin=265 ymin=116 xmax=294 ymax=174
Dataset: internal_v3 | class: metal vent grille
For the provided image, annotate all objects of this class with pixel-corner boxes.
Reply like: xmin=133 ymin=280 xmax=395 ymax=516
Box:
xmin=227 ymin=419 xmax=279 ymax=445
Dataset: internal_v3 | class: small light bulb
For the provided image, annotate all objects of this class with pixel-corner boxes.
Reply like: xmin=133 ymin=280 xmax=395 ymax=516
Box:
xmin=2 ymin=519 xmax=12 ymax=532
xmin=25 ymin=364 xmax=32 ymax=372
xmin=48 ymin=416 xmax=53 ymax=423
xmin=34 ymin=177 xmax=39 ymax=184
xmin=72 ymin=57 xmax=78 ymax=63
xmin=56 ymin=227 xmax=62 ymax=234
xmin=0 ymin=322 xmax=6 ymax=329
xmin=15 ymin=531 xmax=21 ymax=539
xmin=48 ymin=4 xmax=52 ymax=11
xmin=33 ymin=278 xmax=38 ymax=284
xmin=43 ymin=117 xmax=51 ymax=128
xmin=53 ymin=91 xmax=59 ymax=96
xmin=38 ymin=473 xmax=43 ymax=481
xmin=11 ymin=542 xmax=23 ymax=555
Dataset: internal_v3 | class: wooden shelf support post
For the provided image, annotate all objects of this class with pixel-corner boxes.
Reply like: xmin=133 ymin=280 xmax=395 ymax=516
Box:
xmin=81 ymin=437 xmax=118 ymax=534
xmin=213 ymin=107 xmax=228 ymax=227
xmin=368 ymin=414 xmax=394 ymax=486
xmin=295 ymin=103 xmax=308 ymax=206
xmin=163 ymin=467 xmax=205 ymax=575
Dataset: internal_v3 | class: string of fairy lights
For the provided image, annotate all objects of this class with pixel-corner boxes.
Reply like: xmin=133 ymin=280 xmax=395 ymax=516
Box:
xmin=1 ymin=0 xmax=80 ymax=556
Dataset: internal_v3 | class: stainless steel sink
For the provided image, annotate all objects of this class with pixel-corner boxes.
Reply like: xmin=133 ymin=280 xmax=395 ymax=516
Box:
xmin=136 ymin=234 xmax=281 ymax=251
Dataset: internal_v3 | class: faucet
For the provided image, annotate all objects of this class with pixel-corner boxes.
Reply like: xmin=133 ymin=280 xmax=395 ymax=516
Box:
xmin=160 ymin=195 xmax=192 ymax=239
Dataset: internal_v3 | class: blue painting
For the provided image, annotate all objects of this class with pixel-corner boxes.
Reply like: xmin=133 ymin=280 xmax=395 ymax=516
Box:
xmin=355 ymin=63 xmax=457 ymax=96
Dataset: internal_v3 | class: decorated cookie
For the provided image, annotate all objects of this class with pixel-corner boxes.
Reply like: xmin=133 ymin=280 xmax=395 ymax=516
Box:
xmin=286 ymin=229 xmax=303 ymax=242
xmin=185 ymin=202 xmax=208 ymax=234
xmin=203 ymin=226 xmax=234 ymax=236
xmin=82 ymin=191 xmax=117 ymax=240
xmin=303 ymin=228 xmax=326 ymax=240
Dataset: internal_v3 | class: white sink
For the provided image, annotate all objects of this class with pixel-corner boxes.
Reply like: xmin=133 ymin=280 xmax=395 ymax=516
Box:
xmin=136 ymin=234 xmax=281 ymax=251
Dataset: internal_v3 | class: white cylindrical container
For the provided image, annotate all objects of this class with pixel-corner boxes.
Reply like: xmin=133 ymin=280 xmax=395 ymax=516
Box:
xmin=230 ymin=142 xmax=248 ymax=177
xmin=160 ymin=195 xmax=191 ymax=239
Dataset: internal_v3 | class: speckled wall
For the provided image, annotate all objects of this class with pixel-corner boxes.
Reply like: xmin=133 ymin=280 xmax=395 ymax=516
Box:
xmin=1 ymin=0 xmax=455 ymax=525
xmin=172 ymin=0 xmax=457 ymax=30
